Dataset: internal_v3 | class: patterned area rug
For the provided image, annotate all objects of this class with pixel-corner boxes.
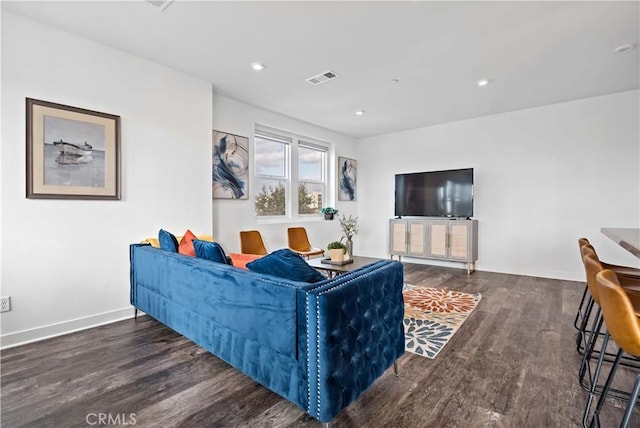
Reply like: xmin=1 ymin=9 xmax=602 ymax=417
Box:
xmin=403 ymin=284 xmax=482 ymax=359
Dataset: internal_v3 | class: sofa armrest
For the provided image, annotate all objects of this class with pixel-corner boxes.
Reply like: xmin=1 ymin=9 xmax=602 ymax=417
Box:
xmin=303 ymin=260 xmax=405 ymax=422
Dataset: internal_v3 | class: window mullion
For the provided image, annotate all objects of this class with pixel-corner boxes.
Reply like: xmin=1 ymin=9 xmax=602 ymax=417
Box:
xmin=290 ymin=139 xmax=299 ymax=218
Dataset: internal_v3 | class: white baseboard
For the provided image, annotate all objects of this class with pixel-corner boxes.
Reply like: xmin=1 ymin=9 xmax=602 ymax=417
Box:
xmin=0 ymin=307 xmax=139 ymax=350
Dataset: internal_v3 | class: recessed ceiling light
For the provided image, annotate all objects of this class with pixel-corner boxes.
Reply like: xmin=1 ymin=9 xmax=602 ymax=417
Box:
xmin=614 ymin=44 xmax=635 ymax=54
xmin=476 ymin=79 xmax=490 ymax=87
xmin=355 ymin=110 xmax=365 ymax=116
xmin=251 ymin=62 xmax=265 ymax=71
xmin=391 ymin=79 xmax=400 ymax=84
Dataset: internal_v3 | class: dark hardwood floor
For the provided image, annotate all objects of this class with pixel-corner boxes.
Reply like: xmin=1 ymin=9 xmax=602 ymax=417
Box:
xmin=2 ymin=263 xmax=639 ymax=427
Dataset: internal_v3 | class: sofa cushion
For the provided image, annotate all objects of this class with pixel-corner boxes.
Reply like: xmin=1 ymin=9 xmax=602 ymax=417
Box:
xmin=158 ymin=229 xmax=179 ymax=253
xmin=194 ymin=240 xmax=231 ymax=264
xmin=229 ymin=253 xmax=263 ymax=270
xmin=247 ymin=249 xmax=326 ymax=283
xmin=178 ymin=229 xmax=197 ymax=256
xmin=143 ymin=234 xmax=213 ymax=249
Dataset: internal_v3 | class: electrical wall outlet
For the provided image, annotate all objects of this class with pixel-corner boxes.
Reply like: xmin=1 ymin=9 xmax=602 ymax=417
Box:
xmin=0 ymin=296 xmax=11 ymax=313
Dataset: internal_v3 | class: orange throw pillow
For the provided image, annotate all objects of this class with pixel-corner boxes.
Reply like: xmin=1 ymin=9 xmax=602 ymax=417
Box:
xmin=178 ymin=229 xmax=197 ymax=257
xmin=229 ymin=253 xmax=263 ymax=270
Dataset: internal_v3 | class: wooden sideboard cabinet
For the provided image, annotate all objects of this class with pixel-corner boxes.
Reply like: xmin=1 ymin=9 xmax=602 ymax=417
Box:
xmin=389 ymin=218 xmax=478 ymax=274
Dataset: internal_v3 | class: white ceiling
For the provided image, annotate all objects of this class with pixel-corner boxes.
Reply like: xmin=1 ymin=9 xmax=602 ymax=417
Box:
xmin=3 ymin=1 xmax=639 ymax=138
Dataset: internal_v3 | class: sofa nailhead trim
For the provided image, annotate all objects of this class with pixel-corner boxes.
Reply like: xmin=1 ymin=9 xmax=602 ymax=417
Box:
xmin=306 ymin=294 xmax=312 ymax=415
xmin=316 ymin=297 xmax=321 ymax=418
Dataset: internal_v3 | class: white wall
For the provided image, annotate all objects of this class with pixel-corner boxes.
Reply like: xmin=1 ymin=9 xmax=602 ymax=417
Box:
xmin=1 ymin=12 xmax=213 ymax=347
xmin=358 ymin=90 xmax=640 ymax=280
xmin=212 ymin=95 xmax=358 ymax=255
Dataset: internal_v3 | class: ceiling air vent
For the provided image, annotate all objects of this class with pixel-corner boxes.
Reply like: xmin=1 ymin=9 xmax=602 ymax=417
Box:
xmin=147 ymin=0 xmax=174 ymax=11
xmin=306 ymin=71 xmax=338 ymax=86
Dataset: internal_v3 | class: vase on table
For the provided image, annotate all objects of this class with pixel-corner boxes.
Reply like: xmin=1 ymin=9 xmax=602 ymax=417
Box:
xmin=346 ymin=238 xmax=353 ymax=257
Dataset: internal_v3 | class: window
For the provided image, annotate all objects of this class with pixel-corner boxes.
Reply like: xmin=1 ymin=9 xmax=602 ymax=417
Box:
xmin=298 ymin=143 xmax=326 ymax=214
xmin=254 ymin=133 xmax=289 ymax=216
xmin=254 ymin=128 xmax=328 ymax=218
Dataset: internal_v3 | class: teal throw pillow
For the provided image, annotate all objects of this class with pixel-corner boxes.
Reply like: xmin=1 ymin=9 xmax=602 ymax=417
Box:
xmin=193 ymin=240 xmax=231 ymax=265
xmin=158 ymin=229 xmax=178 ymax=253
xmin=246 ymin=249 xmax=326 ymax=283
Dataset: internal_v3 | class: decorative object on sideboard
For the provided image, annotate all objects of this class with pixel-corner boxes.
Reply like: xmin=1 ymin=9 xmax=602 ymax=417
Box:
xmin=339 ymin=214 xmax=359 ymax=256
xmin=327 ymin=241 xmax=347 ymax=262
xmin=338 ymin=156 xmax=357 ymax=201
xmin=212 ymin=130 xmax=249 ymax=199
xmin=26 ymin=98 xmax=120 ymax=200
xmin=320 ymin=207 xmax=338 ymax=220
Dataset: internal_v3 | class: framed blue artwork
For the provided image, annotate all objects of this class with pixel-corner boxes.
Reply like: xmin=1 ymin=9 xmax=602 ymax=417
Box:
xmin=338 ymin=156 xmax=357 ymax=201
xmin=212 ymin=130 xmax=249 ymax=199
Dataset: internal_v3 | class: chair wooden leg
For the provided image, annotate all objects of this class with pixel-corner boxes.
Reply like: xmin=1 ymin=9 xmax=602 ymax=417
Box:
xmin=393 ymin=361 xmax=399 ymax=377
xmin=322 ymin=423 xmax=330 ymax=428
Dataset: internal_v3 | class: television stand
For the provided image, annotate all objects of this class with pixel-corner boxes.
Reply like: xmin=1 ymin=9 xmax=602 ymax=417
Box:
xmin=389 ymin=218 xmax=478 ymax=274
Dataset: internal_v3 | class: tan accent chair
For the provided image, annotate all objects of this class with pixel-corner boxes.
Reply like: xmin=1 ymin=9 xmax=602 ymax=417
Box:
xmin=239 ymin=230 xmax=268 ymax=255
xmin=287 ymin=227 xmax=324 ymax=260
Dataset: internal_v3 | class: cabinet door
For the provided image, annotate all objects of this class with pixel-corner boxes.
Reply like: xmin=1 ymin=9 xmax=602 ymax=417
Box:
xmin=449 ymin=223 xmax=470 ymax=260
xmin=390 ymin=221 xmax=408 ymax=255
xmin=407 ymin=221 xmax=427 ymax=256
xmin=427 ymin=222 xmax=448 ymax=258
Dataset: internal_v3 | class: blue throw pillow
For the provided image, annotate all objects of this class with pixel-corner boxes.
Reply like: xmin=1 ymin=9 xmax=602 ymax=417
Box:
xmin=247 ymin=249 xmax=326 ymax=283
xmin=158 ymin=229 xmax=178 ymax=253
xmin=193 ymin=240 xmax=231 ymax=265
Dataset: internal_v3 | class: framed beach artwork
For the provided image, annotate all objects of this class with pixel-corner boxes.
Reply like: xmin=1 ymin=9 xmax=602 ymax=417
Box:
xmin=26 ymin=98 xmax=120 ymax=200
xmin=212 ymin=130 xmax=249 ymax=199
xmin=338 ymin=156 xmax=357 ymax=201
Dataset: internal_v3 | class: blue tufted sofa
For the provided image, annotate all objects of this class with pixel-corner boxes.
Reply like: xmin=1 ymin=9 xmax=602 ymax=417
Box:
xmin=130 ymin=244 xmax=405 ymax=425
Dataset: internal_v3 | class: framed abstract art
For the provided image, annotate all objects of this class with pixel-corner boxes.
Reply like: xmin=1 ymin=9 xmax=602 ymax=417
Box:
xmin=212 ymin=130 xmax=249 ymax=199
xmin=338 ymin=156 xmax=357 ymax=201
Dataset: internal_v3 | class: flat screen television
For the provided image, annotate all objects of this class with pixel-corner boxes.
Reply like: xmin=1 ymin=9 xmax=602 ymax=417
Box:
xmin=395 ymin=168 xmax=474 ymax=218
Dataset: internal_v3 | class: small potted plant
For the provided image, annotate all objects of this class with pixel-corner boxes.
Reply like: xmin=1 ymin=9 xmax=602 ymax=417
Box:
xmin=327 ymin=241 xmax=347 ymax=262
xmin=320 ymin=207 xmax=338 ymax=220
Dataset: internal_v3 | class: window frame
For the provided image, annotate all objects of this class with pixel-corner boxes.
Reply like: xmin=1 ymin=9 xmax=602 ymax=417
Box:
xmin=253 ymin=132 xmax=291 ymax=218
xmin=254 ymin=127 xmax=330 ymax=221
xmin=297 ymin=141 xmax=328 ymax=217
